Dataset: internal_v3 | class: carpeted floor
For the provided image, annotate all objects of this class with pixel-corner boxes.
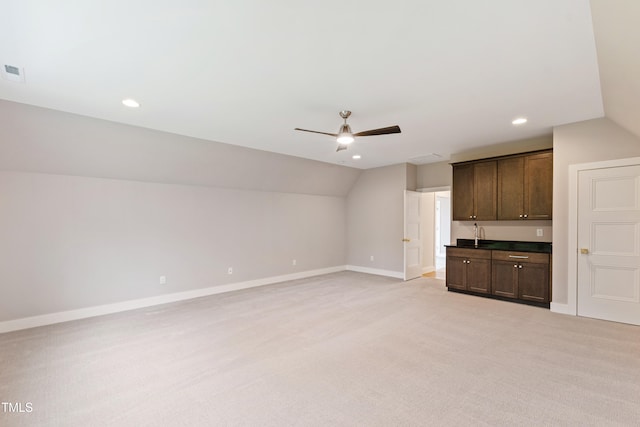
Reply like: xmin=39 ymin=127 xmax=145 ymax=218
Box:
xmin=1 ymin=271 xmax=639 ymax=426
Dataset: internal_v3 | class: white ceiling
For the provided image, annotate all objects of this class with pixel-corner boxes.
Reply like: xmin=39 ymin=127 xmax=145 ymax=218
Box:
xmin=0 ymin=1 xmax=606 ymax=169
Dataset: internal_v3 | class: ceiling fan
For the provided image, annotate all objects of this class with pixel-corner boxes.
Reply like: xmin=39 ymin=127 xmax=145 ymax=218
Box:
xmin=295 ymin=110 xmax=401 ymax=152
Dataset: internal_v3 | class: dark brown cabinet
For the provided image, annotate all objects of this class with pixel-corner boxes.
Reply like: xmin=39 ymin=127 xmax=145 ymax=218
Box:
xmin=491 ymin=259 xmax=519 ymax=298
xmin=452 ymin=161 xmax=497 ymax=221
xmin=497 ymin=151 xmax=553 ymax=220
xmin=445 ymin=248 xmax=492 ymax=294
xmin=491 ymin=251 xmax=550 ymax=303
xmin=447 ymin=247 xmax=551 ymax=305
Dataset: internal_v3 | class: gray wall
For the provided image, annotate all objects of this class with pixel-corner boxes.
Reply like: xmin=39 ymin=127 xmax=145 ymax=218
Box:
xmin=0 ymin=173 xmax=348 ymax=322
xmin=0 ymin=100 xmax=360 ymax=196
xmin=0 ymin=101 xmax=358 ymax=322
xmin=416 ymin=161 xmax=452 ymax=189
xmin=346 ymin=164 xmax=407 ymax=273
xmin=552 ymin=117 xmax=640 ymax=304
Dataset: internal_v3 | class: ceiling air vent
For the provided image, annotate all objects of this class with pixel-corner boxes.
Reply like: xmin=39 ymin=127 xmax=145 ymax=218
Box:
xmin=1 ymin=64 xmax=26 ymax=83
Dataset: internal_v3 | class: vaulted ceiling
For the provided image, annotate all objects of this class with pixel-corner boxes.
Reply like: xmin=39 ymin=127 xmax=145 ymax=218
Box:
xmin=0 ymin=1 xmax=633 ymax=169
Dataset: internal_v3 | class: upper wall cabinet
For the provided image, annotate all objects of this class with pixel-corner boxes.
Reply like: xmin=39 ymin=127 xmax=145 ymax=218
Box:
xmin=453 ymin=150 xmax=552 ymax=221
xmin=452 ymin=160 xmax=497 ymax=221
xmin=497 ymin=151 xmax=553 ymax=220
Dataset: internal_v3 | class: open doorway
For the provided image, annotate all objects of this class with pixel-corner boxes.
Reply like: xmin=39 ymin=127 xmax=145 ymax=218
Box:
xmin=420 ymin=189 xmax=451 ymax=279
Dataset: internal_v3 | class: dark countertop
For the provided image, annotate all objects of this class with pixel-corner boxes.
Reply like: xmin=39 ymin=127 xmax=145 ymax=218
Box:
xmin=446 ymin=239 xmax=552 ymax=254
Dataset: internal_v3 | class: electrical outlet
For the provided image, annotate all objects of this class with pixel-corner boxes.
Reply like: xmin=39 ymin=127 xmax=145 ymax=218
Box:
xmin=159 ymin=275 xmax=167 ymax=285
xmin=292 ymin=259 xmax=297 ymax=266
xmin=536 ymin=229 xmax=543 ymax=237
xmin=227 ymin=267 xmax=233 ymax=275
xmin=370 ymin=255 xmax=374 ymax=262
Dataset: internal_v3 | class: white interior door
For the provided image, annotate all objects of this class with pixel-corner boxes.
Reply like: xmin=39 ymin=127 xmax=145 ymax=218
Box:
xmin=404 ymin=190 xmax=422 ymax=281
xmin=577 ymin=165 xmax=640 ymax=325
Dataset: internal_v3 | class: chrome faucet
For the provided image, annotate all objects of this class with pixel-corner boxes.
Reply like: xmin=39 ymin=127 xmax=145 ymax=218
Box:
xmin=474 ymin=222 xmax=478 ymax=247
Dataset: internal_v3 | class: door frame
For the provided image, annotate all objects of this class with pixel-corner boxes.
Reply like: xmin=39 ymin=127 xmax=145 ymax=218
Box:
xmin=567 ymin=156 xmax=640 ymax=315
xmin=417 ymin=186 xmax=452 ymax=274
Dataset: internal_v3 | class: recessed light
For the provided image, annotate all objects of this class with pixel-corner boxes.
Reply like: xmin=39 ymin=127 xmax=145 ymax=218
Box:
xmin=352 ymin=155 xmax=362 ymax=160
xmin=512 ymin=117 xmax=527 ymax=125
xmin=122 ymin=98 xmax=140 ymax=108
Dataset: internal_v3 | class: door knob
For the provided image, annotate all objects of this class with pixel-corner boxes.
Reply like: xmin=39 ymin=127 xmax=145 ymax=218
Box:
xmin=402 ymin=238 xmax=411 ymax=242
xmin=580 ymin=248 xmax=589 ymax=254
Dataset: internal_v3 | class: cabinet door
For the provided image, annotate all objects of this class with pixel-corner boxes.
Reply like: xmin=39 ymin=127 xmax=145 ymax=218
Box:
xmin=518 ymin=262 xmax=550 ymax=303
xmin=452 ymin=164 xmax=475 ymax=220
xmin=474 ymin=161 xmax=497 ymax=220
xmin=497 ymin=156 xmax=524 ymax=220
xmin=524 ymin=152 xmax=553 ymax=219
xmin=466 ymin=257 xmax=492 ymax=294
xmin=446 ymin=256 xmax=467 ymax=290
xmin=491 ymin=260 xmax=518 ymax=298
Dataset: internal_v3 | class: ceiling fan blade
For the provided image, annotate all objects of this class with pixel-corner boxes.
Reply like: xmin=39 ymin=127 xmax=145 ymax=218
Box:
xmin=294 ymin=128 xmax=338 ymax=137
xmin=336 ymin=144 xmax=348 ymax=152
xmin=353 ymin=125 xmax=401 ymax=137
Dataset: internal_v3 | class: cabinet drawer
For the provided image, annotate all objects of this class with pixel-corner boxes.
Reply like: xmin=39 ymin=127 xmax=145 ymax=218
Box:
xmin=491 ymin=250 xmax=549 ymax=264
xmin=447 ymin=247 xmax=492 ymax=260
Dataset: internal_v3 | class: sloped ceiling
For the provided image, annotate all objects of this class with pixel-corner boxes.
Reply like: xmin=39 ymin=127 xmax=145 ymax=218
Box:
xmin=590 ymin=0 xmax=640 ymax=139
xmin=0 ymin=1 xmax=605 ymax=169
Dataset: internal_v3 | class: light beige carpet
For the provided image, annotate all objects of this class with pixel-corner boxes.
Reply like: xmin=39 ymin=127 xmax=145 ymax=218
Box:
xmin=1 ymin=272 xmax=639 ymax=426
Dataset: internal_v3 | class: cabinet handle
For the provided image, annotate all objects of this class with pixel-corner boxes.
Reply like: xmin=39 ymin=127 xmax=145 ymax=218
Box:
xmin=518 ymin=265 xmax=523 ymax=269
xmin=514 ymin=264 xmax=518 ymax=268
xmin=519 ymin=214 xmax=523 ymax=218
xmin=523 ymin=214 xmax=528 ymax=218
xmin=508 ymin=255 xmax=529 ymax=259
xmin=469 ymin=216 xmax=473 ymax=219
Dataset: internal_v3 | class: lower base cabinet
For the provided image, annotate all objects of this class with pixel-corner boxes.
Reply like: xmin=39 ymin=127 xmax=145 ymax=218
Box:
xmin=491 ymin=251 xmax=550 ymax=303
xmin=492 ymin=260 xmax=518 ymax=298
xmin=446 ymin=247 xmax=551 ymax=305
xmin=445 ymin=248 xmax=492 ymax=294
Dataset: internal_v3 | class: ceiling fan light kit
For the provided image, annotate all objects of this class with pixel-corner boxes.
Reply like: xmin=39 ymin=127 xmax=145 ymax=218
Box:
xmin=295 ymin=110 xmax=401 ymax=152
xmin=336 ymin=126 xmax=354 ymax=144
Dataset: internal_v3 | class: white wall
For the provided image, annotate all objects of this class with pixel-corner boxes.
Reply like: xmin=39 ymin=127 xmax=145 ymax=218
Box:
xmin=0 ymin=172 xmax=347 ymax=322
xmin=346 ymin=164 xmax=407 ymax=275
xmin=435 ymin=191 xmax=451 ymax=255
xmin=552 ymin=117 xmax=640 ymax=305
xmin=420 ymin=193 xmax=435 ymax=272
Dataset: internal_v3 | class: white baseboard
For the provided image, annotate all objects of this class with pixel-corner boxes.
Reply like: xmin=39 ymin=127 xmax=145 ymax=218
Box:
xmin=422 ymin=266 xmax=435 ymax=274
xmin=550 ymin=302 xmax=574 ymax=315
xmin=346 ymin=265 xmax=404 ymax=279
xmin=0 ymin=266 xmax=347 ymax=334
